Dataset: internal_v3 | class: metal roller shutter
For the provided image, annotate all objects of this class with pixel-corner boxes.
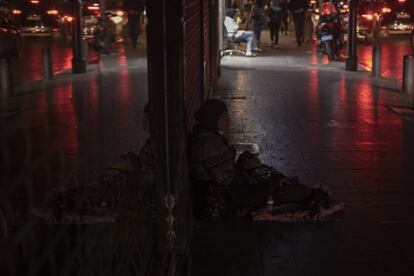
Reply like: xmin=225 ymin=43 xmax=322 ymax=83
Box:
xmin=209 ymin=0 xmax=219 ymax=91
xmin=203 ymin=0 xmax=210 ymax=99
xmin=183 ymin=0 xmax=203 ymax=131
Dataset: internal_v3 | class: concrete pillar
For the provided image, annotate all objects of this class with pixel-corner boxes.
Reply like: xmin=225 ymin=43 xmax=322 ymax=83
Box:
xmin=0 ymin=58 xmax=13 ymax=98
xmin=346 ymin=0 xmax=358 ymax=71
xmin=147 ymin=0 xmax=186 ymax=257
xmin=42 ymin=48 xmax=53 ymax=80
xmin=71 ymin=0 xmax=87 ymax=74
xmin=403 ymin=55 xmax=414 ymax=95
xmin=372 ymin=45 xmax=381 ymax=78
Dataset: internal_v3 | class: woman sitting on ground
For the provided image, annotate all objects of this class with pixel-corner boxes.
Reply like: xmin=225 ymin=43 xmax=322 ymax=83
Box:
xmin=188 ymin=99 xmax=334 ymax=221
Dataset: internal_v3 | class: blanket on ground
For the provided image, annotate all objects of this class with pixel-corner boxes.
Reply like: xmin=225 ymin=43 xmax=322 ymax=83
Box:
xmin=251 ymin=201 xmax=345 ymax=222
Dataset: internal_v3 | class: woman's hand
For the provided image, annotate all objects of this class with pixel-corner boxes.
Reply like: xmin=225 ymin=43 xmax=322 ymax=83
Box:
xmin=237 ymin=151 xmax=262 ymax=171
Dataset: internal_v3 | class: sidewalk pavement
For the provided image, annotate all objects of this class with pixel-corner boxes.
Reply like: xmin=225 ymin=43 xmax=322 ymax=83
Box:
xmin=2 ymin=29 xmax=414 ymax=275
xmin=0 ymin=43 xmax=148 ymax=206
xmin=191 ymin=31 xmax=414 ymax=275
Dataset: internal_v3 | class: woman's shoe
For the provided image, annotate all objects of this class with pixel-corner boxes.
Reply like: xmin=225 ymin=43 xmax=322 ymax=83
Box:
xmin=252 ymin=47 xmax=262 ymax=52
xmin=245 ymin=52 xmax=256 ymax=57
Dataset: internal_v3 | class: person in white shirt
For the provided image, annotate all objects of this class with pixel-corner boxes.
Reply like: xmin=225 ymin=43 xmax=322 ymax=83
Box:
xmin=224 ymin=6 xmax=262 ymax=57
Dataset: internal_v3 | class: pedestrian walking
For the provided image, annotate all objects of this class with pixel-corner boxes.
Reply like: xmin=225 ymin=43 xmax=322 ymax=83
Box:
xmin=124 ymin=0 xmax=145 ymax=48
xmin=288 ymin=0 xmax=309 ymax=47
xmin=249 ymin=0 xmax=265 ymax=48
xmin=268 ymin=0 xmax=283 ymax=48
xmin=280 ymin=0 xmax=289 ymax=35
xmin=305 ymin=3 xmax=314 ymax=42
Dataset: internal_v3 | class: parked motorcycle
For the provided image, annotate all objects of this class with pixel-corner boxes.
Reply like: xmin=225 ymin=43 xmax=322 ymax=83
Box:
xmin=315 ymin=12 xmax=344 ymax=61
xmin=93 ymin=12 xmax=116 ymax=52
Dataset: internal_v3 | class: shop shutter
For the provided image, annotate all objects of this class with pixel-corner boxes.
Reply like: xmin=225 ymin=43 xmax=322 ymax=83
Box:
xmin=209 ymin=0 xmax=219 ymax=91
xmin=183 ymin=0 xmax=203 ymax=131
xmin=203 ymin=0 xmax=210 ymax=99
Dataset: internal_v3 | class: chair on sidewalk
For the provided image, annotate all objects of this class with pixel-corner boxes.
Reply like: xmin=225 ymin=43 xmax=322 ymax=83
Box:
xmin=221 ymin=25 xmax=247 ymax=57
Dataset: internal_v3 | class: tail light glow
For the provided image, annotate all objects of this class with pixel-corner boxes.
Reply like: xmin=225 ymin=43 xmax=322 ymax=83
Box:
xmin=362 ymin=14 xmax=374 ymax=20
xmin=12 ymin=9 xmax=22 ymax=14
xmin=63 ymin=16 xmax=73 ymax=22
xmin=47 ymin=10 xmax=59 ymax=15
xmin=87 ymin=6 xmax=100 ymax=11
xmin=382 ymin=7 xmax=392 ymax=13
xmin=30 ymin=0 xmax=40 ymax=4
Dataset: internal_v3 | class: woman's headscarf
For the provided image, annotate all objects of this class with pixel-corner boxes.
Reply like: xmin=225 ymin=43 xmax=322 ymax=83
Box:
xmin=194 ymin=99 xmax=228 ymax=131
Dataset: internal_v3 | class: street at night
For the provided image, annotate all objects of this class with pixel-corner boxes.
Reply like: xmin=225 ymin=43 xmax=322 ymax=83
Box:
xmin=12 ymin=36 xmax=98 ymax=84
xmin=2 ymin=0 xmax=414 ymax=275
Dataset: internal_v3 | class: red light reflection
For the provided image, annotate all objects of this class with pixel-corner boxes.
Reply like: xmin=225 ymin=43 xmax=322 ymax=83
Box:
xmin=357 ymin=39 xmax=411 ymax=82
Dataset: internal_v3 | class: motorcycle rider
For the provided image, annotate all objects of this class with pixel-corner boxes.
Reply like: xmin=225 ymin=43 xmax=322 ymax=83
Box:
xmin=320 ymin=0 xmax=338 ymax=15
xmin=315 ymin=0 xmax=344 ymax=60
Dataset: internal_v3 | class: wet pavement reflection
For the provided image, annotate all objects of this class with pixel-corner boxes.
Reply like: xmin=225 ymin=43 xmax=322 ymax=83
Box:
xmin=2 ymin=43 xmax=148 ymax=206
xmin=194 ymin=39 xmax=414 ymax=274
xmin=12 ymin=37 xmax=99 ymax=84
xmin=357 ymin=35 xmax=412 ymax=81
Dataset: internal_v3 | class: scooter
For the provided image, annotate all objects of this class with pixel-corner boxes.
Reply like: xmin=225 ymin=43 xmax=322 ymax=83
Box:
xmin=93 ymin=12 xmax=116 ymax=52
xmin=315 ymin=9 xmax=344 ymax=61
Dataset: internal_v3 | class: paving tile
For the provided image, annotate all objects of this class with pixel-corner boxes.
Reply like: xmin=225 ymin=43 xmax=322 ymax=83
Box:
xmin=293 ymin=241 xmax=385 ymax=264
xmin=299 ymin=263 xmax=388 ymax=276
xmin=263 ymin=264 xmax=303 ymax=276
xmin=399 ymin=247 xmax=414 ymax=263
xmin=197 ymin=32 xmax=414 ymax=274
xmin=191 ymin=262 xmax=263 ymax=276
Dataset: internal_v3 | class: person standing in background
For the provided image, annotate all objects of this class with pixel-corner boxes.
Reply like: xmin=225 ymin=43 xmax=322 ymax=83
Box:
xmin=124 ymin=0 xmax=145 ymax=48
xmin=288 ymin=0 xmax=308 ymax=46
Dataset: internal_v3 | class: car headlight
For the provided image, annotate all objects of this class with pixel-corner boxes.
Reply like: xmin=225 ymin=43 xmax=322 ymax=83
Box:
xmin=110 ymin=16 xmax=123 ymax=24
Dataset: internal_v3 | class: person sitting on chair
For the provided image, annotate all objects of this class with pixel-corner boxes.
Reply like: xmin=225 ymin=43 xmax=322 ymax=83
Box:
xmin=224 ymin=3 xmax=262 ymax=57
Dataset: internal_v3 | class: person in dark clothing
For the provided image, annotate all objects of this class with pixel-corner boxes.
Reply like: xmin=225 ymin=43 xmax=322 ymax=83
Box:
xmin=288 ymin=0 xmax=309 ymax=46
xmin=124 ymin=0 xmax=145 ymax=48
xmin=249 ymin=0 xmax=266 ymax=48
xmin=188 ymin=99 xmax=331 ymax=221
xmin=268 ymin=0 xmax=283 ymax=48
xmin=280 ymin=0 xmax=289 ymax=34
